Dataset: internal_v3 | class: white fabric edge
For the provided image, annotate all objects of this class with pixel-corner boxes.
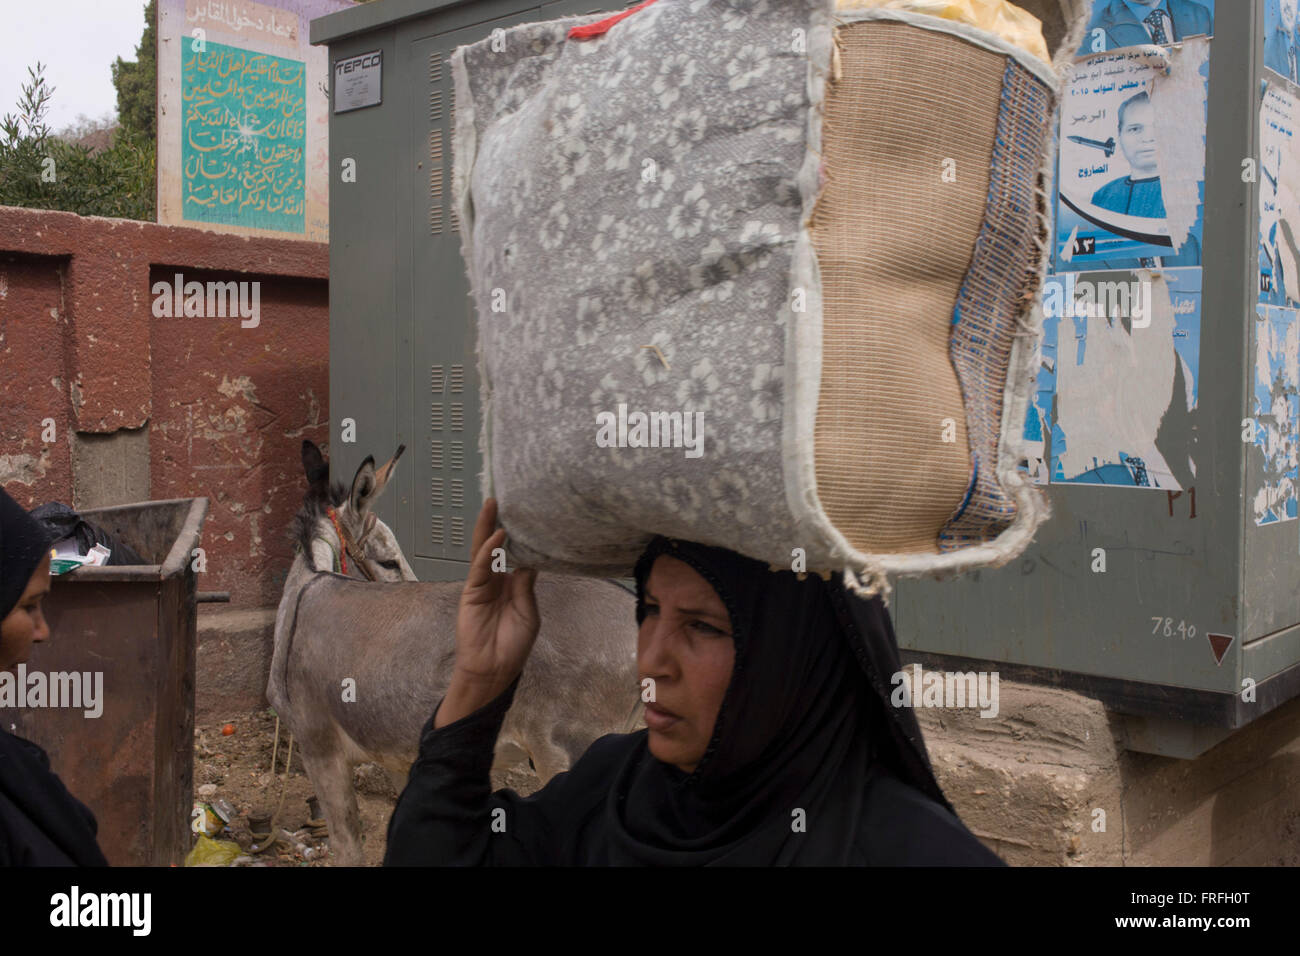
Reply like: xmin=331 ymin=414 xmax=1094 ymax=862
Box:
xmin=450 ymin=45 xmax=493 ymax=506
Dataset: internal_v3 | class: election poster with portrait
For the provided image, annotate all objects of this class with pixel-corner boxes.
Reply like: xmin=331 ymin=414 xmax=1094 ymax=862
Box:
xmin=1055 ymin=41 xmax=1209 ymax=273
xmin=1078 ymin=0 xmax=1213 ymax=55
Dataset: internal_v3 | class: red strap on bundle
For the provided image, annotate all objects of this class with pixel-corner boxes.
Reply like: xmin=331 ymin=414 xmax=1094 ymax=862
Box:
xmin=568 ymin=0 xmax=661 ymax=39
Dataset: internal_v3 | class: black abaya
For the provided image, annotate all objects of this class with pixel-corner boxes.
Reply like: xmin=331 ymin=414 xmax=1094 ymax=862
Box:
xmin=0 ymin=487 xmax=109 ymax=866
xmin=385 ymin=536 xmax=1003 ymax=866
xmin=0 ymin=729 xmax=108 ymax=866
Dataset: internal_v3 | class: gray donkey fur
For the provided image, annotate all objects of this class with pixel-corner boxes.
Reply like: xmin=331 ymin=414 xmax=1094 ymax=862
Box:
xmin=268 ymin=440 xmax=642 ymax=865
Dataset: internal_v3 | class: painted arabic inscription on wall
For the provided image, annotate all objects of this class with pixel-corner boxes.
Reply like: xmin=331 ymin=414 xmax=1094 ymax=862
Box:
xmin=181 ymin=40 xmax=306 ymax=233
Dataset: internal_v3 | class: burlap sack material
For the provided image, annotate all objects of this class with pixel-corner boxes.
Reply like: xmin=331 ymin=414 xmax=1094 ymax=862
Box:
xmin=451 ymin=0 xmax=1088 ymax=598
xmin=811 ymin=20 xmax=1003 ymax=555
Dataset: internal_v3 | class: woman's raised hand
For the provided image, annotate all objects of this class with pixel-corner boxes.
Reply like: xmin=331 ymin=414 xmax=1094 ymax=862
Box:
xmin=435 ymin=498 xmax=540 ymax=727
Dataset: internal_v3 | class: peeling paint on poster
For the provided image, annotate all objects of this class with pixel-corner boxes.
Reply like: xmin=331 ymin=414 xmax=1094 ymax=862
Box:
xmin=1264 ymin=0 xmax=1300 ymax=84
xmin=1252 ymin=306 xmax=1300 ymax=524
xmin=1024 ymin=269 xmax=1200 ymax=489
xmin=1258 ymin=80 xmax=1300 ymax=305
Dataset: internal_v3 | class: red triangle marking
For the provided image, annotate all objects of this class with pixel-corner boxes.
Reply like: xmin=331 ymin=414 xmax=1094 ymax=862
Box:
xmin=1207 ymin=632 xmax=1234 ymax=666
xmin=568 ymin=0 xmax=662 ymax=39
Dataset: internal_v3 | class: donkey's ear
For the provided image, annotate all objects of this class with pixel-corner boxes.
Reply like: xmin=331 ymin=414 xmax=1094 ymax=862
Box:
xmin=302 ymin=440 xmax=329 ymax=496
xmin=349 ymin=456 xmax=378 ymax=516
xmin=372 ymin=444 xmax=406 ymax=494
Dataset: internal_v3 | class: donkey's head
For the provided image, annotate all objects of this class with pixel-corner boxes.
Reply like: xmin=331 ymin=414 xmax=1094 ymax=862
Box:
xmin=294 ymin=440 xmax=417 ymax=582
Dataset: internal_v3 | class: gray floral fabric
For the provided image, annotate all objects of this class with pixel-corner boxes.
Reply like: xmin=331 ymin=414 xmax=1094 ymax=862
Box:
xmin=455 ymin=0 xmax=818 ymax=576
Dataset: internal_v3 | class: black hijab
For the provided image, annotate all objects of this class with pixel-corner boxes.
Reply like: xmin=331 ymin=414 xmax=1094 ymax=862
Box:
xmin=0 ymin=486 xmax=108 ymax=866
xmin=0 ymin=487 xmax=52 ymax=620
xmin=602 ymin=535 xmax=957 ymax=865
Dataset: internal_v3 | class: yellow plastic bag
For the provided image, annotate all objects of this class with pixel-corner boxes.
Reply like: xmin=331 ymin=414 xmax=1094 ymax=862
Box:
xmin=836 ymin=0 xmax=1050 ymax=63
xmin=184 ymin=834 xmax=243 ymax=867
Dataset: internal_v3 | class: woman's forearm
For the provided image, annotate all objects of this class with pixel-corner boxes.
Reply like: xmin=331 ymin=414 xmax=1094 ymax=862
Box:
xmin=434 ymin=670 xmax=518 ymax=728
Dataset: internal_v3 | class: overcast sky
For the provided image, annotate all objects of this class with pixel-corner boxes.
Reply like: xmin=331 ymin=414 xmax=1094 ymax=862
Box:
xmin=0 ymin=0 xmax=152 ymax=132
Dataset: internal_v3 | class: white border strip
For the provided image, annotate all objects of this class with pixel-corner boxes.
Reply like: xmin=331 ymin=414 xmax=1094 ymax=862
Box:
xmin=449 ymin=45 xmax=493 ymax=503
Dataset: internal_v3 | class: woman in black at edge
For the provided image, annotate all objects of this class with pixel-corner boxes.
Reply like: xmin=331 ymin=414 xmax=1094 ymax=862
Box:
xmin=385 ymin=497 xmax=1003 ymax=866
xmin=0 ymin=487 xmax=108 ymax=866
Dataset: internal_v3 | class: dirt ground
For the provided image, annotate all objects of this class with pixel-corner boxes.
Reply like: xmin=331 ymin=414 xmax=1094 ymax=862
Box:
xmin=191 ymin=708 xmax=541 ymax=866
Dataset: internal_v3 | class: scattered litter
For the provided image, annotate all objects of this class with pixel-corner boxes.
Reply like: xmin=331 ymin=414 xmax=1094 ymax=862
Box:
xmin=247 ymin=810 xmax=272 ymax=840
xmin=192 ymin=797 xmax=235 ymax=839
xmin=185 ymin=834 xmax=243 ymax=867
xmin=193 ymin=802 xmax=225 ymax=836
xmin=49 ymin=542 xmax=111 ymax=574
xmin=210 ymin=797 xmax=236 ymax=824
xmin=222 ymin=723 xmax=236 ymax=736
xmin=30 ymin=501 xmax=146 ymax=569
xmin=304 ymin=796 xmax=329 ymax=838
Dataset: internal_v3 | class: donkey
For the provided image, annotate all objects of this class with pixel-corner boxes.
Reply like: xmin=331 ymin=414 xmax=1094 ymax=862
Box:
xmin=268 ymin=440 xmax=643 ymax=865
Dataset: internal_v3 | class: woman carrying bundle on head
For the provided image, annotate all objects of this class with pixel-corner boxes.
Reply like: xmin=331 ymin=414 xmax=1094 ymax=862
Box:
xmin=384 ymin=499 xmax=1002 ymax=867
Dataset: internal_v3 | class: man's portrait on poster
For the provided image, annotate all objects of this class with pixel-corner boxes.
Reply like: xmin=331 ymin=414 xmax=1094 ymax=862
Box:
xmin=1087 ymin=0 xmax=1213 ymax=51
xmin=1091 ymin=91 xmax=1164 ymax=219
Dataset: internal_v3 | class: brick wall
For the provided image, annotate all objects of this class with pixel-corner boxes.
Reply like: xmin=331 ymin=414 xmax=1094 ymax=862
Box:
xmin=0 ymin=206 xmax=329 ymax=606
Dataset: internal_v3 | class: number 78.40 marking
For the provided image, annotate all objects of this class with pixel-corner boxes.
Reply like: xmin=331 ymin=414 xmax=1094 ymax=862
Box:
xmin=1151 ymin=617 xmax=1196 ymax=639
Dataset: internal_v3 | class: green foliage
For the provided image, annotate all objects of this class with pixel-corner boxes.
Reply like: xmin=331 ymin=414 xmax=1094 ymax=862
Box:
xmin=112 ymin=0 xmax=157 ymax=140
xmin=0 ymin=63 xmax=156 ymax=221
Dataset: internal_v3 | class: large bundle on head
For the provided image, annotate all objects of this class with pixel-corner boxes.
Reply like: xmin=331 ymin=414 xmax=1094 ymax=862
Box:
xmin=451 ymin=0 xmax=1089 ymax=598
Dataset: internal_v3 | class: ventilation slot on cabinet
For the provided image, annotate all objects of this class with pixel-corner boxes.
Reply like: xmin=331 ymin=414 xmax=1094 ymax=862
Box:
xmin=431 ymin=402 xmax=444 ymax=430
xmin=450 ymin=441 xmax=464 ymax=471
xmin=449 ymin=364 xmax=464 ymax=393
xmin=449 ymin=82 xmax=459 ymax=234
xmin=431 ymin=440 xmax=443 ymax=470
xmin=429 ymin=129 xmax=444 ymax=235
xmin=450 ymin=478 xmax=464 ymax=509
xmin=431 ymin=478 xmax=444 ymax=507
xmin=431 ymin=514 xmax=444 ymax=545
xmin=450 ymin=402 xmax=463 ymax=432
xmin=450 ymin=516 xmax=465 ymax=548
